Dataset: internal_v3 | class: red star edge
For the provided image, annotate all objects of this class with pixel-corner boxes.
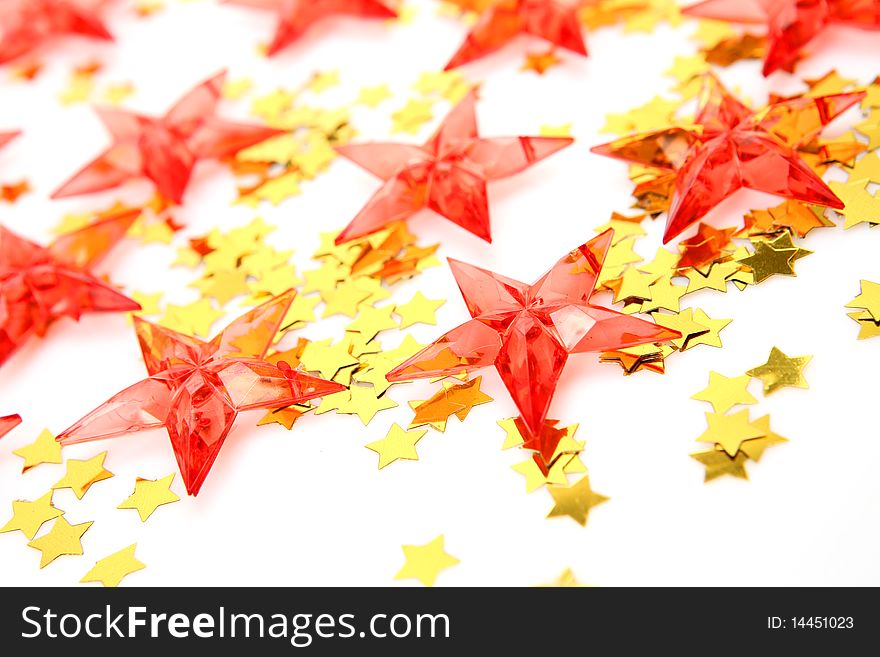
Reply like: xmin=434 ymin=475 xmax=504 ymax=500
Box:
xmin=0 ymin=0 xmax=113 ymax=65
xmin=0 ymin=131 xmax=20 ymax=151
xmin=57 ymin=291 xmax=346 ymax=496
xmin=386 ymin=230 xmax=680 ymax=440
xmin=591 ymin=73 xmax=861 ymax=243
xmin=0 ymin=414 xmax=22 ymax=439
xmin=445 ymin=0 xmax=589 ymax=69
xmin=335 ymin=89 xmax=573 ymax=244
xmin=683 ymin=0 xmax=880 ymax=76
xmin=0 ymin=208 xmax=140 ymax=368
xmin=52 ymin=71 xmax=284 ymax=204
xmin=225 ymin=0 xmax=397 ymax=56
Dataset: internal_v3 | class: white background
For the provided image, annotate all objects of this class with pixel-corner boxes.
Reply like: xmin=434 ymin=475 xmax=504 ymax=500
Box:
xmin=2 ymin=0 xmax=880 ymax=586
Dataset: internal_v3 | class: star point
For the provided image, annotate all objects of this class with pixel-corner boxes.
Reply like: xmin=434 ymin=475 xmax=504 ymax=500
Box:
xmin=81 ymin=544 xmax=145 ymax=588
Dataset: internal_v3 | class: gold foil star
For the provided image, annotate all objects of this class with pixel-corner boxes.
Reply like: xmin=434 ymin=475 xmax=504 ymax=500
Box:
xmin=81 ymin=544 xmax=145 ymax=587
xmin=0 ymin=492 xmax=64 ymax=539
xmin=394 ymin=535 xmax=459 ymax=587
xmin=13 ymin=428 xmax=63 ymax=472
xmin=366 ymin=424 xmax=427 ymax=469
xmin=340 ymin=384 xmax=398 ymax=425
xmin=696 ymin=410 xmax=765 ymax=457
xmin=747 ymin=347 xmax=812 ymax=395
xmin=27 ymin=517 xmax=93 ymax=568
xmin=546 ymin=475 xmax=609 ymax=527
xmin=692 ymin=372 xmax=757 ymax=413
xmin=52 ymin=453 xmax=114 ymax=500
xmin=690 ymin=449 xmax=749 ymax=482
xmin=118 ymin=474 xmax=180 ymax=522
xmin=846 ymin=279 xmax=880 ymax=321
xmin=395 ymin=292 xmax=445 ymax=328
xmin=538 ymin=568 xmax=586 ymax=587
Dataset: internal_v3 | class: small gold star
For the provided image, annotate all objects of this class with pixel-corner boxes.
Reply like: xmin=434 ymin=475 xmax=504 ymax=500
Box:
xmin=12 ymin=428 xmax=62 ymax=472
xmin=394 ymin=535 xmax=459 ymax=587
xmin=746 ymin=346 xmax=812 ymax=395
xmin=0 ymin=492 xmax=64 ymax=539
xmin=365 ymin=424 xmax=427 ymax=469
xmin=52 ymin=452 xmax=114 ymax=500
xmin=395 ymin=292 xmax=445 ymax=329
xmin=28 ymin=517 xmax=93 ymax=568
xmin=696 ymin=410 xmax=765 ymax=457
xmin=691 ymin=372 xmax=757 ymax=414
xmin=118 ymin=474 xmax=180 ymax=522
xmin=81 ymin=544 xmax=145 ymax=588
xmin=546 ymin=475 xmax=609 ymax=527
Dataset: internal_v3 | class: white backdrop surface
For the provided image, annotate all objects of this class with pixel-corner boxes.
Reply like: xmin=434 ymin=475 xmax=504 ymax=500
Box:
xmin=2 ymin=1 xmax=880 ymax=586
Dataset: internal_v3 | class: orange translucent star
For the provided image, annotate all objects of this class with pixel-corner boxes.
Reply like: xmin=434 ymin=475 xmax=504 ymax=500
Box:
xmin=683 ymin=0 xmax=880 ymax=76
xmin=445 ymin=0 xmax=589 ymax=69
xmin=387 ymin=230 xmax=680 ymax=440
xmin=58 ymin=291 xmax=346 ymax=496
xmin=0 ymin=0 xmax=113 ymax=65
xmin=53 ymin=71 xmax=284 ymax=204
xmin=335 ymin=89 xmax=573 ymax=244
xmin=1 ymin=208 xmax=140 ymax=368
xmin=592 ymin=73 xmax=861 ymax=242
xmin=226 ymin=0 xmax=397 ymax=56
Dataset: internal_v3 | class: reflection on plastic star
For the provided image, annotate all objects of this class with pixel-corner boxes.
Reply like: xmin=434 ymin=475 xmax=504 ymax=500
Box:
xmin=336 ymin=89 xmax=572 ymax=244
xmin=387 ymin=230 xmax=680 ymax=440
xmin=0 ymin=1 xmax=113 ymax=65
xmin=0 ymin=413 xmax=21 ymax=439
xmin=57 ymin=291 xmax=346 ymax=496
xmin=445 ymin=0 xmax=589 ymax=69
xmin=683 ymin=0 xmax=880 ymax=76
xmin=0 ymin=208 xmax=141 ymax=368
xmin=53 ymin=71 xmax=284 ymax=204
xmin=592 ymin=73 xmax=860 ymax=242
xmin=226 ymin=0 xmax=397 ymax=56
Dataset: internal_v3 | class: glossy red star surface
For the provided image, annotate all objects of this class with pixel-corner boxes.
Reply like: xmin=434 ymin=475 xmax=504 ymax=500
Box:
xmin=591 ymin=73 xmax=861 ymax=243
xmin=445 ymin=0 xmax=589 ymax=69
xmin=0 ymin=208 xmax=140 ymax=368
xmin=386 ymin=230 xmax=680 ymax=440
xmin=0 ymin=131 xmax=20 ymax=151
xmin=683 ymin=0 xmax=880 ymax=76
xmin=226 ymin=0 xmax=398 ymax=56
xmin=57 ymin=291 xmax=346 ymax=496
xmin=52 ymin=71 xmax=284 ymax=204
xmin=0 ymin=414 xmax=22 ymax=439
xmin=0 ymin=0 xmax=113 ymax=65
xmin=335 ymin=89 xmax=573 ymax=244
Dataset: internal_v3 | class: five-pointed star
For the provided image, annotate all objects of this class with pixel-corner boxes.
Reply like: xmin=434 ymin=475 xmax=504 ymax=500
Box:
xmin=52 ymin=71 xmax=283 ymax=204
xmin=0 ymin=0 xmax=113 ymax=64
xmin=696 ymin=410 xmax=765 ymax=456
xmin=738 ymin=233 xmax=811 ymax=283
xmin=226 ymin=0 xmax=397 ymax=57
xmin=445 ymin=0 xmax=589 ymax=69
xmin=0 ymin=209 xmax=141 ymax=368
xmin=846 ymin=279 xmax=880 ymax=321
xmin=0 ymin=492 xmax=64 ymax=539
xmin=547 ymin=475 xmax=609 ymax=527
xmin=28 ymin=517 xmax=93 ymax=568
xmin=395 ymin=292 xmax=445 ymax=329
xmin=365 ymin=423 xmax=427 ymax=469
xmin=335 ymin=89 xmax=573 ymax=244
xmin=81 ymin=544 xmax=145 ymax=587
xmin=409 ymin=376 xmax=493 ymax=431
xmin=692 ymin=372 xmax=757 ymax=414
xmin=12 ymin=428 xmax=62 ymax=471
xmin=592 ymin=73 xmax=859 ymax=242
xmin=118 ymin=474 xmax=181 ymax=521
xmin=690 ymin=449 xmax=749 ymax=482
xmin=394 ymin=535 xmax=460 ymax=587
xmin=388 ymin=230 xmax=680 ymax=442
xmin=53 ymin=452 xmax=114 ymax=500
xmin=0 ymin=413 xmax=21 ymax=439
xmin=683 ymin=0 xmax=880 ymax=76
xmin=746 ymin=346 xmax=812 ymax=395
xmin=57 ymin=291 xmax=346 ymax=496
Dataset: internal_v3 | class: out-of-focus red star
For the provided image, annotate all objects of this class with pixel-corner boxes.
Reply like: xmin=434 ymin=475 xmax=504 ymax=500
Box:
xmin=0 ymin=0 xmax=113 ymax=65
xmin=226 ymin=0 xmax=398 ymax=56
xmin=58 ymin=291 xmax=346 ymax=496
xmin=0 ymin=414 xmax=22 ymax=439
xmin=386 ymin=230 xmax=680 ymax=440
xmin=591 ymin=73 xmax=861 ymax=243
xmin=335 ymin=89 xmax=573 ymax=244
xmin=0 ymin=208 xmax=140 ymax=368
xmin=52 ymin=71 xmax=284 ymax=204
xmin=683 ymin=0 xmax=880 ymax=76
xmin=445 ymin=0 xmax=589 ymax=69
xmin=0 ymin=131 xmax=20 ymax=151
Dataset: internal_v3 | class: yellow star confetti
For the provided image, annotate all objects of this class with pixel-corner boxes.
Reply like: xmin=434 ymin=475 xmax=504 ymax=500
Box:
xmin=28 ymin=517 xmax=93 ymax=568
xmin=13 ymin=428 xmax=62 ymax=472
xmin=546 ymin=475 xmax=609 ymax=527
xmin=696 ymin=410 xmax=765 ymax=457
xmin=81 ymin=544 xmax=145 ymax=588
xmin=0 ymin=492 xmax=64 ymax=539
xmin=366 ymin=424 xmax=427 ymax=469
xmin=691 ymin=372 xmax=757 ymax=414
xmin=52 ymin=453 xmax=114 ymax=500
xmin=747 ymin=347 xmax=812 ymax=395
xmin=394 ymin=292 xmax=445 ymax=328
xmin=118 ymin=475 xmax=180 ymax=522
xmin=394 ymin=535 xmax=459 ymax=587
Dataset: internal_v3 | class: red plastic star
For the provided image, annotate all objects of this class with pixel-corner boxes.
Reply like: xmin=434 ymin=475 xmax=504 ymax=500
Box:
xmin=52 ymin=71 xmax=284 ymax=204
xmin=445 ymin=0 xmax=589 ymax=69
xmin=0 ymin=0 xmax=113 ymax=65
xmin=591 ymin=73 xmax=861 ymax=243
xmin=0 ymin=208 xmax=140 ymax=368
xmin=0 ymin=131 xmax=20 ymax=151
xmin=683 ymin=0 xmax=880 ymax=76
xmin=386 ymin=230 xmax=680 ymax=440
xmin=335 ymin=89 xmax=573 ymax=244
xmin=0 ymin=414 xmax=22 ymax=439
xmin=226 ymin=0 xmax=398 ymax=56
xmin=58 ymin=291 xmax=346 ymax=496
